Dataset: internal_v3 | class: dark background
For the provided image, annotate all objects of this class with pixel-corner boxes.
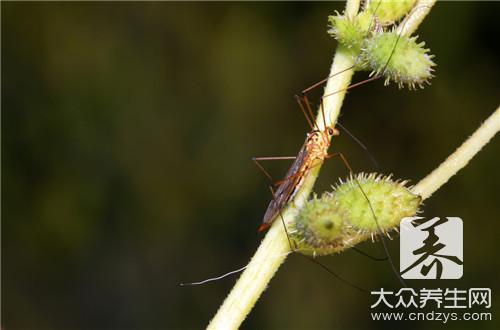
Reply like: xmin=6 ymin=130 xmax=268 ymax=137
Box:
xmin=2 ymin=2 xmax=499 ymax=329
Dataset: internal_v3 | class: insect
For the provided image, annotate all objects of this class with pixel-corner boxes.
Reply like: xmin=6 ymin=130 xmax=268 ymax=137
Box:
xmin=251 ymin=3 xmax=432 ymax=287
xmin=252 ymin=88 xmax=396 ymax=290
xmin=253 ymin=96 xmax=341 ymax=233
xmin=181 ymin=2 xmax=432 ymax=290
xmin=253 ymin=1 xmax=430 ymax=237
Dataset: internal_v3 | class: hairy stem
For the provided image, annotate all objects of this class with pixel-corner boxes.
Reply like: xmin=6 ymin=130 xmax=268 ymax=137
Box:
xmin=412 ymin=106 xmax=500 ymax=200
xmin=206 ymin=30 xmax=358 ymax=330
xmin=207 ymin=1 xmax=437 ymax=329
xmin=397 ymin=0 xmax=436 ymax=36
xmin=293 ymin=106 xmax=500 ymax=254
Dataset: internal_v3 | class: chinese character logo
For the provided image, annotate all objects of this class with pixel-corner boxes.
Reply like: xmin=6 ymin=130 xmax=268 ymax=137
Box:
xmin=400 ymin=217 xmax=463 ymax=279
xmin=469 ymin=288 xmax=491 ymax=308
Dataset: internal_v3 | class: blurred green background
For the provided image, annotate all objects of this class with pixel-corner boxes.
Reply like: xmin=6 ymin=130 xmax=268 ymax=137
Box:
xmin=2 ymin=2 xmax=499 ymax=329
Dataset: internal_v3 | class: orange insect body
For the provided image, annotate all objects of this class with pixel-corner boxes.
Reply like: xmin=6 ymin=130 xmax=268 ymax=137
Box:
xmin=258 ymin=127 xmax=338 ymax=232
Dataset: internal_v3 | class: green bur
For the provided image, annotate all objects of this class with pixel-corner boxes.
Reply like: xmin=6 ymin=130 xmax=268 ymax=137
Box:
xmin=328 ymin=14 xmax=369 ymax=54
xmin=328 ymin=2 xmax=435 ymax=89
xmin=291 ymin=173 xmax=421 ymax=256
xmin=328 ymin=0 xmax=417 ymax=50
xmin=364 ymin=0 xmax=417 ymax=25
xmin=363 ymin=31 xmax=435 ymax=89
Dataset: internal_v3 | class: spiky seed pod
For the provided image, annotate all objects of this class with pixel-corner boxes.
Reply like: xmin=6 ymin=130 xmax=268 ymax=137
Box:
xmin=327 ymin=13 xmax=367 ymax=53
xmin=290 ymin=173 xmax=421 ymax=256
xmin=364 ymin=0 xmax=417 ymax=25
xmin=363 ymin=31 xmax=436 ymax=89
xmin=333 ymin=173 xmax=421 ymax=232
xmin=327 ymin=12 xmax=375 ymax=70
xmin=291 ymin=194 xmax=350 ymax=256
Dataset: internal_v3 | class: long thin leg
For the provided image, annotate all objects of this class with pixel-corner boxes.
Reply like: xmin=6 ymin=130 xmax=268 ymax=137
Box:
xmin=298 ymin=0 xmax=388 ymax=98
xmin=270 ymin=181 xmax=367 ymax=293
xmin=352 ymin=246 xmax=388 ymax=262
xmin=257 ymin=158 xmax=372 ymax=293
xmin=316 ymin=4 xmax=424 ymax=102
xmin=268 ymin=185 xmax=296 ymax=250
xmin=252 ymin=156 xmax=296 ymax=183
xmin=259 ymin=180 xmax=296 ymax=250
xmin=253 ymin=156 xmax=309 ymax=189
xmin=325 ymin=152 xmax=407 ymax=287
xmin=335 ymin=122 xmax=379 ymax=169
xmin=322 ymin=75 xmax=381 ymax=100
xmin=301 ymin=65 xmax=356 ymax=95
xmin=298 ymin=93 xmax=317 ymax=130
xmin=294 ymin=95 xmax=315 ymax=130
xmin=272 ymin=170 xmax=305 ymax=187
xmin=319 ymin=98 xmax=330 ymax=131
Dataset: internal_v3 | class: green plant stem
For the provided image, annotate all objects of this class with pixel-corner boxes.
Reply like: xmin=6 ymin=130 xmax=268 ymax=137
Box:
xmin=207 ymin=25 xmax=358 ymax=330
xmin=344 ymin=0 xmax=361 ymax=19
xmin=207 ymin=49 xmax=356 ymax=330
xmin=207 ymin=1 xmax=437 ymax=329
xmin=412 ymin=106 xmax=500 ymax=200
xmin=289 ymin=106 xmax=500 ymax=255
xmin=397 ymin=0 xmax=436 ymax=36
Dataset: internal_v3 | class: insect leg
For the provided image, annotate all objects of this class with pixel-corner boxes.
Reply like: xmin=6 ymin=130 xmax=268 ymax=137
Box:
xmin=325 ymin=152 xmax=407 ymax=287
xmin=299 ymin=0 xmax=386 ymax=97
xmin=335 ymin=122 xmax=379 ymax=169
xmin=351 ymin=246 xmax=389 ymax=262
xmin=255 ymin=158 xmax=374 ymax=293
xmin=267 ymin=185 xmax=297 ymax=251
xmin=294 ymin=95 xmax=316 ymax=130
xmin=252 ymin=156 xmax=296 ymax=184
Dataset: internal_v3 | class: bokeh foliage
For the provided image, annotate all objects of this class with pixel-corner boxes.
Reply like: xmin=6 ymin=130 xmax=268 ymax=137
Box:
xmin=2 ymin=2 xmax=499 ymax=329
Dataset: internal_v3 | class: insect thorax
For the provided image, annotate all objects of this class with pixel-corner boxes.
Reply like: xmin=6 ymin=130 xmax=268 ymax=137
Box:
xmin=305 ymin=131 xmax=329 ymax=159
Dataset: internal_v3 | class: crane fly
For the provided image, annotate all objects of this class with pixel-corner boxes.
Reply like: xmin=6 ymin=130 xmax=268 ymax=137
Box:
xmin=253 ymin=1 xmax=385 ymax=234
xmin=252 ymin=78 xmax=404 ymax=288
xmin=181 ymin=1 xmax=425 ymax=289
xmin=252 ymin=90 xmax=392 ymax=290
xmin=253 ymin=1 xmax=420 ymax=236
xmin=251 ymin=2 xmax=427 ymax=287
xmin=254 ymin=57 xmax=386 ymax=235
xmin=254 ymin=96 xmax=339 ymax=233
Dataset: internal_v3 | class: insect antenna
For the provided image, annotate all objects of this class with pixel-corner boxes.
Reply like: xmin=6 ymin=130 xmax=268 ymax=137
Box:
xmin=180 ymin=265 xmax=248 ymax=286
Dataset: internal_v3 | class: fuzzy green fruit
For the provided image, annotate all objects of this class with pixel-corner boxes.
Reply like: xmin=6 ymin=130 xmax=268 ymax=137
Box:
xmin=327 ymin=14 xmax=367 ymax=53
xmin=292 ymin=194 xmax=349 ymax=256
xmin=363 ymin=31 xmax=436 ymax=89
xmin=290 ymin=173 xmax=421 ymax=256
xmin=333 ymin=173 xmax=422 ymax=232
xmin=364 ymin=0 xmax=417 ymax=25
